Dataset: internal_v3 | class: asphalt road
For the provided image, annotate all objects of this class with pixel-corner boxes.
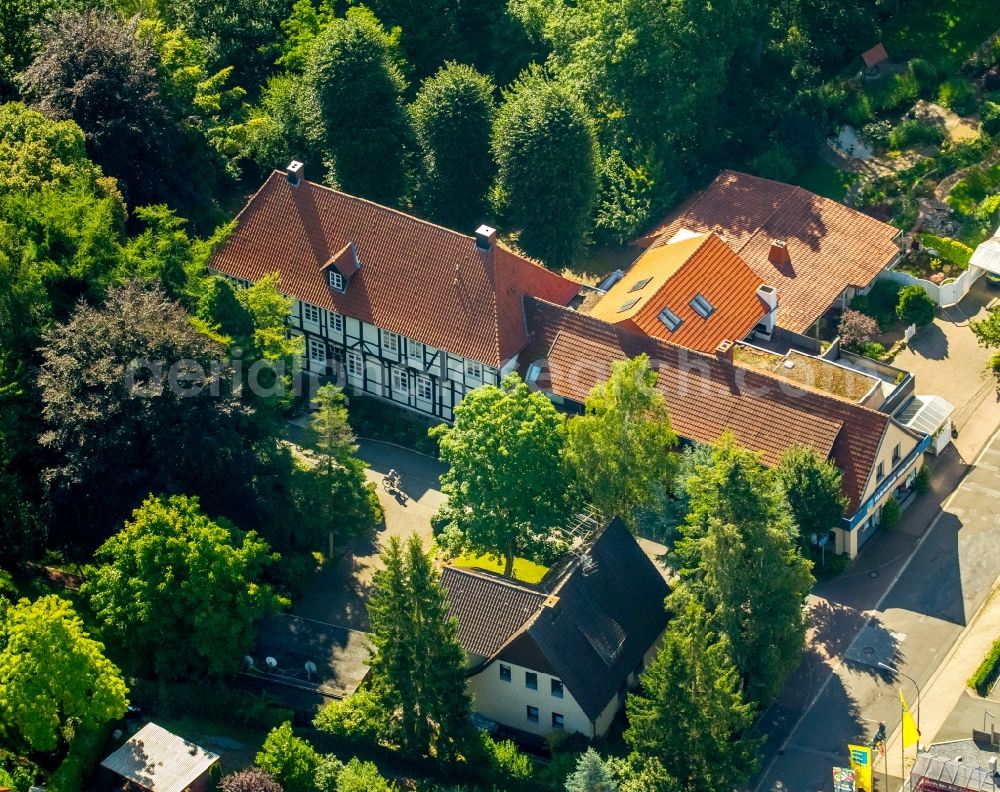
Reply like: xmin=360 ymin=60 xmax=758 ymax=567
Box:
xmin=754 ymin=427 xmax=1000 ymax=792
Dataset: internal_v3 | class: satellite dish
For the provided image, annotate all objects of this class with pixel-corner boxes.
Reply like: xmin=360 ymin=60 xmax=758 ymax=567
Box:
xmin=304 ymin=661 xmax=317 ymax=680
xmin=244 ymin=655 xmax=255 ymax=668
xmin=265 ymin=656 xmax=278 ymax=670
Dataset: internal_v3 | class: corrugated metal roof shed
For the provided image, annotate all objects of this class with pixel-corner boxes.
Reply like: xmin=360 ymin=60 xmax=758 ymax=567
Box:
xmin=100 ymin=722 xmax=219 ymax=792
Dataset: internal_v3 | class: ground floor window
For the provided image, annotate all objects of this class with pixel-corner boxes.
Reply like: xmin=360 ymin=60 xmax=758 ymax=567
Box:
xmin=552 ymin=712 xmax=564 ymax=729
xmin=526 ymin=706 xmax=539 ymax=723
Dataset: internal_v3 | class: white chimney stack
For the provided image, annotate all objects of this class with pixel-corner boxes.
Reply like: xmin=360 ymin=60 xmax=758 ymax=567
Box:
xmin=757 ymin=284 xmax=778 ymax=335
xmin=286 ymin=160 xmax=304 ymax=187
xmin=475 ymin=224 xmax=497 ymax=251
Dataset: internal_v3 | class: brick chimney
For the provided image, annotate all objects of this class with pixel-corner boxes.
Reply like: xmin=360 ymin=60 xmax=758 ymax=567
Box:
xmin=715 ymin=339 xmax=734 ymax=363
xmin=286 ymin=160 xmax=304 ymax=187
xmin=768 ymin=239 xmax=790 ymax=266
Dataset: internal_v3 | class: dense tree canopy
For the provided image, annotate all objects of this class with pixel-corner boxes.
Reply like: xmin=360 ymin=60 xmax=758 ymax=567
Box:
xmin=85 ymin=493 xmax=286 ymax=678
xmin=256 ymin=722 xmax=321 ymax=792
xmin=492 ymin=69 xmax=597 ymax=268
xmin=565 ymin=355 xmax=677 ymax=528
xmin=37 ymin=282 xmax=256 ymax=548
xmin=304 ymin=7 xmax=413 ymax=203
xmin=774 ymin=444 xmax=848 ymax=551
xmin=433 ymin=373 xmax=572 ymax=576
xmin=0 ymin=595 xmax=128 ymax=752
xmin=411 ymin=62 xmax=496 ymax=230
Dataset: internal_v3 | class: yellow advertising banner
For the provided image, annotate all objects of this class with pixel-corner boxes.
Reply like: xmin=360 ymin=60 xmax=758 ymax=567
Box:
xmin=848 ymin=744 xmax=873 ymax=792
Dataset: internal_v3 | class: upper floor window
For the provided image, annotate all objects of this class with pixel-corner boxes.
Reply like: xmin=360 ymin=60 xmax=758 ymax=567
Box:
xmin=382 ymin=331 xmax=400 ymax=353
xmin=892 ymin=443 xmax=901 ymax=464
xmin=525 ymin=672 xmax=538 ymax=690
xmin=391 ymin=368 xmax=408 ymax=394
xmin=526 ymin=705 xmax=539 ymax=723
xmin=499 ymin=664 xmax=511 ymax=683
xmin=551 ymin=712 xmax=564 ymax=730
xmin=328 ymin=271 xmax=345 ymax=291
xmin=658 ymin=306 xmax=683 ymax=332
xmin=303 ymin=303 xmax=320 ymax=324
xmin=308 ymin=338 xmax=326 ymax=364
xmin=346 ymin=351 xmax=363 ymax=378
xmin=329 ymin=312 xmax=344 ymax=333
xmin=690 ymin=293 xmax=715 ymax=319
xmin=408 ymin=339 xmax=424 ymax=358
xmin=416 ymin=376 xmax=433 ymax=401
xmin=876 ymin=462 xmax=885 ymax=481
xmin=551 ymin=679 xmax=564 ymax=698
xmin=466 ymin=361 xmax=482 ymax=379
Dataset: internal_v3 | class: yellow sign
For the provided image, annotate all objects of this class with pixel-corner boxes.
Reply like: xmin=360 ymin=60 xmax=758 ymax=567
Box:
xmin=848 ymin=744 xmax=873 ymax=792
xmin=900 ymin=689 xmax=920 ymax=748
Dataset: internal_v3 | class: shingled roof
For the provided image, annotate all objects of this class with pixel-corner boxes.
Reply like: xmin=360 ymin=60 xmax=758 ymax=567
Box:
xmin=524 ymin=297 xmax=900 ymax=512
xmin=588 ymin=231 xmax=766 ymax=353
xmin=209 ymin=171 xmax=581 ymax=367
xmin=442 ymin=519 xmax=669 ymax=721
xmin=634 ymin=170 xmax=902 ymax=334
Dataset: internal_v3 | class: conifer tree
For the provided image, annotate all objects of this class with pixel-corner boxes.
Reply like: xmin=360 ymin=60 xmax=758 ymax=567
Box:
xmin=565 ymin=748 xmax=618 ymax=792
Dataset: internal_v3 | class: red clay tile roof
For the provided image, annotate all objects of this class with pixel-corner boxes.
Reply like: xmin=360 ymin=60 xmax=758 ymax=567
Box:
xmin=589 ymin=232 xmax=766 ymax=353
xmin=862 ymin=43 xmax=889 ymax=68
xmin=634 ymin=170 xmax=902 ymax=334
xmin=523 ymin=298 xmax=894 ymax=512
xmin=209 ymin=172 xmax=581 ymax=367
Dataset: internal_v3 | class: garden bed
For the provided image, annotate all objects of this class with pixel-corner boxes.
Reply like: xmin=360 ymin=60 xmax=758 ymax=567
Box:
xmin=345 ymin=394 xmax=441 ymax=457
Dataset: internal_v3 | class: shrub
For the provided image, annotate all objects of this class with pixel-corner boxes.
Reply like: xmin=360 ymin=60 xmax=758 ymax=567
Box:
xmin=488 ymin=738 xmax=534 ymax=781
xmin=969 ymin=637 xmax=1000 ymax=696
xmin=939 ymin=135 xmax=994 ymax=172
xmin=862 ymin=120 xmax=894 ymax=147
xmin=851 ymin=280 xmax=902 ymax=330
xmin=867 ymin=71 xmax=919 ymax=114
xmin=983 ymin=101 xmax=1000 ymax=136
xmin=938 ymin=78 xmax=977 ymax=115
xmin=897 ymin=285 xmax=936 ymax=327
xmin=842 ymin=89 xmax=874 ymax=127
xmin=256 ymin=723 xmax=320 ymax=792
xmin=880 ymin=497 xmax=901 ymax=530
xmin=908 ymin=58 xmax=939 ymax=96
xmin=219 ymin=768 xmax=283 ymax=792
xmin=913 ymin=466 xmax=931 ymax=495
xmin=888 ymin=119 xmax=945 ymax=150
xmin=749 ymin=144 xmax=798 ymax=182
xmin=337 ymin=758 xmax=396 ymax=792
xmin=919 ymin=234 xmax=974 ymax=267
xmin=838 ymin=309 xmax=878 ymax=351
xmin=47 ymin=721 xmax=113 ymax=792
xmin=892 ymin=195 xmax=919 ymax=231
xmin=859 ymin=341 xmax=886 ymax=359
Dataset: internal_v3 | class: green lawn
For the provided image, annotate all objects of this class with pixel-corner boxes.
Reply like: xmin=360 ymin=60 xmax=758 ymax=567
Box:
xmin=793 ymin=157 xmax=858 ymax=201
xmin=948 ymin=161 xmax=1000 ymax=215
xmin=883 ymin=0 xmax=998 ymax=69
xmin=452 ymin=553 xmax=549 ymax=584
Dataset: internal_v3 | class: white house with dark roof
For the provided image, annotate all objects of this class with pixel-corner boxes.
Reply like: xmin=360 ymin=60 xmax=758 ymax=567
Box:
xmin=441 ymin=518 xmax=669 ymax=739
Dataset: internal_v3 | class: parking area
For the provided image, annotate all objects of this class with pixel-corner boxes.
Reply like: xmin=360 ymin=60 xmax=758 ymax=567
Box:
xmin=892 ymin=278 xmax=998 ymax=433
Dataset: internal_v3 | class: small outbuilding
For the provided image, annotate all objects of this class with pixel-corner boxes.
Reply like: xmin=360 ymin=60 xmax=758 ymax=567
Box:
xmin=861 ymin=43 xmax=890 ymax=72
xmin=100 ymin=723 xmax=219 ymax=792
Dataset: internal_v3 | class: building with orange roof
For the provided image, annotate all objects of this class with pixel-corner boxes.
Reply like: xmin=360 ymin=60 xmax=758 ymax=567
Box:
xmin=634 ymin=170 xmax=903 ymax=336
xmin=209 ymin=162 xmax=580 ymax=420
xmin=587 ymin=231 xmax=771 ymax=353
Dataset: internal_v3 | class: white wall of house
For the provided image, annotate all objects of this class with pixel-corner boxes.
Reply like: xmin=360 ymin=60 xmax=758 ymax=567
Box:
xmin=468 ymin=659 xmax=608 ymax=739
xmin=285 ymin=294 xmax=500 ymax=420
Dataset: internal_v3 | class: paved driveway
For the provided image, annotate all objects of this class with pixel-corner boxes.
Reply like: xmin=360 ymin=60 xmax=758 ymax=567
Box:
xmin=292 ymin=440 xmax=446 ymax=630
xmin=892 ymin=279 xmax=998 ymax=437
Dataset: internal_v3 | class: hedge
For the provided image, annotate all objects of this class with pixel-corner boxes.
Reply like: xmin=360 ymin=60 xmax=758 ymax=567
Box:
xmin=919 ymin=233 xmax=974 ymax=268
xmin=969 ymin=637 xmax=1000 ymax=696
xmin=47 ymin=720 xmax=114 ymax=792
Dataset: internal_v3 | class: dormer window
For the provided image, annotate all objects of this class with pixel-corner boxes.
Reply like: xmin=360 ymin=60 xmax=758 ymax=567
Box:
xmin=329 ymin=271 xmax=345 ymax=291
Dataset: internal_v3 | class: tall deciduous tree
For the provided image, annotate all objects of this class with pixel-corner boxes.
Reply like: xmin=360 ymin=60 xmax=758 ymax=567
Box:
xmin=38 ymin=282 xmax=257 ymax=548
xmin=624 ymin=595 xmax=759 ymax=791
xmin=492 ymin=68 xmax=597 ymax=269
xmin=20 ymin=10 xmax=210 ymax=216
xmin=433 ymin=373 xmax=572 ymax=576
xmin=674 ymin=434 xmax=813 ymax=704
xmin=304 ymin=7 xmax=414 ymax=204
xmin=565 ymin=355 xmax=677 ymax=528
xmin=84 ymin=494 xmax=286 ymax=678
xmin=0 ymin=595 xmax=128 ymax=751
xmin=317 ymin=535 xmax=473 ymax=759
xmin=255 ymin=722 xmax=320 ymax=792
xmin=774 ymin=445 xmax=847 ymax=551
xmin=411 ymin=63 xmax=496 ymax=230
